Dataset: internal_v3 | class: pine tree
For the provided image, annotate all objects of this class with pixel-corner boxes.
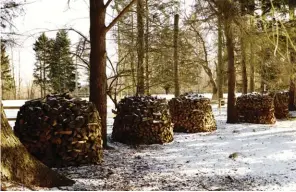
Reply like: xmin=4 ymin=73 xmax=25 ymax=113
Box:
xmin=33 ymin=33 xmax=52 ymax=97
xmin=1 ymin=42 xmax=15 ymax=99
xmin=49 ymin=30 xmax=75 ymax=93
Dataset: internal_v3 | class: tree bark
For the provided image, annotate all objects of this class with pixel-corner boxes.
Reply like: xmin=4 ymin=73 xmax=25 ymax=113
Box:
xmin=217 ymin=15 xmax=224 ymax=99
xmin=145 ymin=0 xmax=149 ymax=95
xmin=174 ymin=14 xmax=180 ymax=97
xmin=89 ymin=0 xmax=137 ymax=147
xmin=249 ymin=40 xmax=255 ymax=92
xmin=241 ymin=36 xmax=248 ymax=94
xmin=288 ymin=0 xmax=296 ymax=110
xmin=224 ymin=20 xmax=237 ymax=123
xmin=1 ymin=104 xmax=74 ymax=187
xmin=136 ymin=0 xmax=145 ymax=95
xmin=131 ymin=12 xmax=136 ymax=95
xmin=249 ymin=1 xmax=255 ymax=93
xmin=89 ymin=0 xmax=107 ymax=148
xmin=39 ymin=60 xmax=43 ymax=98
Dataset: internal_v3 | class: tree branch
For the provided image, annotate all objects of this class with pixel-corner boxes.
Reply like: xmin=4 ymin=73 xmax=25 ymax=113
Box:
xmin=106 ymin=0 xmax=138 ymax=32
xmin=105 ymin=0 xmax=113 ymax=8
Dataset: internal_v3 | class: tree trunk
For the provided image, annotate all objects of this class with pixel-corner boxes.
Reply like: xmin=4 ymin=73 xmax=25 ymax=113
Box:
xmin=174 ymin=14 xmax=180 ymax=97
xmin=43 ymin=60 xmax=46 ymax=97
xmin=136 ymin=0 xmax=145 ymax=95
xmin=89 ymin=0 xmax=137 ymax=147
xmin=224 ymin=20 xmax=237 ymax=123
xmin=249 ymin=40 xmax=255 ymax=92
xmin=212 ymin=86 xmax=218 ymax=100
xmin=249 ymin=1 xmax=255 ymax=93
xmin=145 ymin=0 xmax=149 ymax=95
xmin=131 ymin=12 xmax=136 ymax=95
xmin=241 ymin=36 xmax=248 ymax=94
xmin=217 ymin=15 xmax=224 ymax=99
xmin=288 ymin=0 xmax=296 ymax=110
xmin=1 ymin=104 xmax=74 ymax=187
xmin=202 ymin=64 xmax=218 ymax=99
xmin=114 ymin=1 xmax=125 ymax=98
xmin=89 ymin=0 xmax=107 ymax=148
xmin=40 ymin=61 xmax=43 ymax=97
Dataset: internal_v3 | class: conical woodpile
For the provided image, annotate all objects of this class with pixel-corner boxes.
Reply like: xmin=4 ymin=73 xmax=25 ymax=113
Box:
xmin=269 ymin=91 xmax=289 ymax=119
xmin=236 ymin=93 xmax=276 ymax=124
xmin=112 ymin=96 xmax=174 ymax=145
xmin=14 ymin=93 xmax=103 ymax=168
xmin=168 ymin=93 xmax=217 ymax=133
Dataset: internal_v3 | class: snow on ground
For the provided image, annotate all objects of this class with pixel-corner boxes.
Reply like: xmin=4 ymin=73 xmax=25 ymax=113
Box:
xmin=47 ymin=106 xmax=296 ymax=191
xmin=2 ymin=100 xmax=296 ymax=191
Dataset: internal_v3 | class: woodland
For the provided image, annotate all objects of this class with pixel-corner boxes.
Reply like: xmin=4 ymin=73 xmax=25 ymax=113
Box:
xmin=1 ymin=0 xmax=296 ymax=191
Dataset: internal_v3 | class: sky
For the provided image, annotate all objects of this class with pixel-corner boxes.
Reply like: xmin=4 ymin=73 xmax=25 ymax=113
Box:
xmin=7 ymin=0 xmax=116 ymax=86
xmin=6 ymin=0 xmax=195 ymax=87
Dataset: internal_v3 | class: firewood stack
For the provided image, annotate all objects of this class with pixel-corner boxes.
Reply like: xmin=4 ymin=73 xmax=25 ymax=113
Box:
xmin=14 ymin=93 xmax=103 ymax=168
xmin=168 ymin=93 xmax=217 ymax=133
xmin=236 ymin=93 xmax=276 ymax=124
xmin=112 ymin=96 xmax=174 ymax=145
xmin=269 ymin=91 xmax=289 ymax=119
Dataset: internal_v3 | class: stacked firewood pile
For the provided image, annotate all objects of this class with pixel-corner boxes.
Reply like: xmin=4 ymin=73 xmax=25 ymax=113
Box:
xmin=168 ymin=93 xmax=217 ymax=133
xmin=14 ymin=93 xmax=103 ymax=168
xmin=112 ymin=96 xmax=174 ymax=145
xmin=236 ymin=93 xmax=276 ymax=124
xmin=289 ymin=81 xmax=296 ymax=111
xmin=269 ymin=91 xmax=289 ymax=119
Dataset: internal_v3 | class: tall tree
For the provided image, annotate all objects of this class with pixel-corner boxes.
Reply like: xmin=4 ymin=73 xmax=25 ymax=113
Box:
xmin=248 ymin=0 xmax=255 ymax=92
xmin=288 ymin=0 xmax=296 ymax=110
xmin=33 ymin=33 xmax=51 ymax=97
xmin=49 ymin=30 xmax=75 ymax=93
xmin=136 ymin=0 xmax=145 ymax=95
xmin=145 ymin=0 xmax=150 ymax=95
xmin=89 ymin=0 xmax=137 ymax=148
xmin=1 ymin=42 xmax=15 ymax=99
xmin=217 ymin=15 xmax=224 ymax=99
xmin=173 ymin=14 xmax=180 ymax=97
xmin=210 ymin=0 xmax=238 ymax=123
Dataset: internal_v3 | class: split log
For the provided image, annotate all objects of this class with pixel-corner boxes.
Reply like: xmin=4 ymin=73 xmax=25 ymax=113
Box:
xmin=289 ymin=80 xmax=296 ymax=111
xmin=236 ymin=93 xmax=276 ymax=124
xmin=168 ymin=93 xmax=217 ymax=133
xmin=14 ymin=93 xmax=103 ymax=168
xmin=112 ymin=96 xmax=174 ymax=145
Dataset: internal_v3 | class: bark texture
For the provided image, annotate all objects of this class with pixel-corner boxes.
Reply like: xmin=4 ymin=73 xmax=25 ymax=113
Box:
xmin=89 ymin=0 xmax=107 ymax=148
xmin=217 ymin=15 xmax=224 ymax=99
xmin=145 ymin=0 xmax=149 ymax=95
xmin=241 ymin=36 xmax=248 ymax=94
xmin=224 ymin=20 xmax=237 ymax=123
xmin=136 ymin=0 xmax=145 ymax=95
xmin=173 ymin=14 xmax=180 ymax=97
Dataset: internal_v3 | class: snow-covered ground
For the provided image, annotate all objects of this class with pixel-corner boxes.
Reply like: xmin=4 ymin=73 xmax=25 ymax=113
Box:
xmin=2 ymin=99 xmax=296 ymax=191
xmin=48 ymin=106 xmax=296 ymax=191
